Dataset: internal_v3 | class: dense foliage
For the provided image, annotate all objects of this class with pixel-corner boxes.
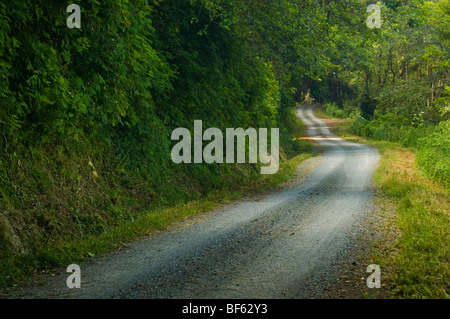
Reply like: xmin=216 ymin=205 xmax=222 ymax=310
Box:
xmin=315 ymin=0 xmax=449 ymax=187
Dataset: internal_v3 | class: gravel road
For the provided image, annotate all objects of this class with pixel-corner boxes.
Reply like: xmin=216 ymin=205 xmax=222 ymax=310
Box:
xmin=5 ymin=104 xmax=380 ymax=299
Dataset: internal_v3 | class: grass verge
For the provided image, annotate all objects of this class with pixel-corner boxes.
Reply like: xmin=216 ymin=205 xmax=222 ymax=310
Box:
xmin=332 ymin=120 xmax=449 ymax=299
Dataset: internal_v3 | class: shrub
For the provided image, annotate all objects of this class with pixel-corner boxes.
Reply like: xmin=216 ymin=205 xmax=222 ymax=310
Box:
xmin=416 ymin=120 xmax=450 ymax=187
xmin=351 ymin=113 xmax=449 ymax=187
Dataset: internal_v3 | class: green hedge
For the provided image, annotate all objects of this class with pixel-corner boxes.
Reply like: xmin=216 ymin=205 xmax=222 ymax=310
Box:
xmin=351 ymin=115 xmax=449 ymax=187
xmin=416 ymin=121 xmax=450 ymax=187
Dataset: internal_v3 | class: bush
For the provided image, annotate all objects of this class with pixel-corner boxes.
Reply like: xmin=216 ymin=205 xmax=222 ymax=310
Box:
xmin=350 ymin=115 xmax=373 ymax=137
xmin=323 ymin=101 xmax=359 ymax=119
xmin=351 ymin=114 xmax=449 ymax=187
xmin=416 ymin=120 xmax=450 ymax=187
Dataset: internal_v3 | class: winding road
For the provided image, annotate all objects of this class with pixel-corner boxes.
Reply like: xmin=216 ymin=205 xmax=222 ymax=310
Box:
xmin=6 ymin=104 xmax=380 ymax=299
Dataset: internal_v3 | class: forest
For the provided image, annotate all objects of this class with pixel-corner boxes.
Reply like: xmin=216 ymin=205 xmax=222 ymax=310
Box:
xmin=0 ymin=0 xmax=448 ymax=296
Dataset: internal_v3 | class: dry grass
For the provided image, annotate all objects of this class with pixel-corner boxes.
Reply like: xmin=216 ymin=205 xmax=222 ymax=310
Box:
xmin=372 ymin=145 xmax=449 ymax=298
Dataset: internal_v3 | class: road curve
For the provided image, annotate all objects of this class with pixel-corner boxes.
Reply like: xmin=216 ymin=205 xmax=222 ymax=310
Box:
xmin=5 ymin=104 xmax=379 ymax=299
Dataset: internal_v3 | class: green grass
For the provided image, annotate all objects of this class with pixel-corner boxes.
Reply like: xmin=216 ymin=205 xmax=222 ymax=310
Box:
xmin=331 ymin=119 xmax=450 ymax=299
xmin=372 ymin=145 xmax=449 ymax=299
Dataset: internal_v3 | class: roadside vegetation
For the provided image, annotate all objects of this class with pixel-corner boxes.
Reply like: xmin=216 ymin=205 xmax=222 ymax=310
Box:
xmin=315 ymin=0 xmax=449 ymax=298
xmin=322 ymin=112 xmax=449 ymax=299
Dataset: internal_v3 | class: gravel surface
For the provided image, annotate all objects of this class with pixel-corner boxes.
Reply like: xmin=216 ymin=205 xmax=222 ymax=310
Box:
xmin=4 ymin=104 xmax=380 ymax=299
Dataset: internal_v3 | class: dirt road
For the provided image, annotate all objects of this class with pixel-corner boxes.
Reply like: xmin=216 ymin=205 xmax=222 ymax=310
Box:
xmin=6 ymin=104 xmax=380 ymax=299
